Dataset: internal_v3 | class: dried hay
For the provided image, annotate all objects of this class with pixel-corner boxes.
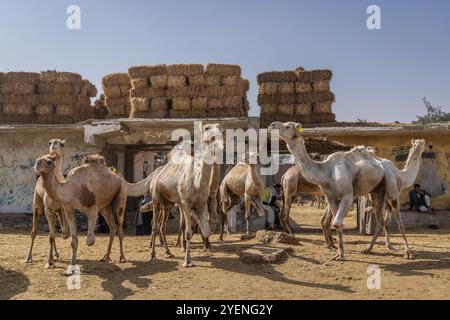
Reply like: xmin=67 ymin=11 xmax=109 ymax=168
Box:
xmin=243 ymin=98 xmax=249 ymax=112
xmin=1 ymin=82 xmax=36 ymax=95
xmin=206 ymin=64 xmax=241 ymax=76
xmin=130 ymin=87 xmax=166 ymax=98
xmin=191 ymin=97 xmax=208 ymax=110
xmin=39 ymin=94 xmax=78 ymax=105
xmin=131 ymin=78 xmax=149 ymax=90
xmin=171 ymin=98 xmax=191 ymax=111
xmin=257 ymin=71 xmax=296 ymax=84
xmin=242 ymin=79 xmax=250 ymax=92
xmin=2 ymin=94 xmax=39 ymax=105
xmin=130 ymin=98 xmax=150 ymax=112
xmin=2 ymin=114 xmax=35 ymax=123
xmin=5 ymin=72 xmax=40 ymax=83
xmin=259 ymin=83 xmax=278 ymax=95
xmin=104 ymin=84 xmax=130 ymax=98
xmin=297 ymin=91 xmax=335 ymax=104
xmin=81 ymin=80 xmax=98 ymax=97
xmin=207 ymin=98 xmax=223 ymax=109
xmin=307 ymin=112 xmax=336 ymax=123
xmin=56 ymin=105 xmax=73 ymax=116
xmin=105 ymin=96 xmax=130 ymax=108
xmin=223 ymin=108 xmax=242 ymax=117
xmin=189 ymin=110 xmax=208 ymax=118
xmin=297 ymin=69 xmax=332 ymax=82
xmin=37 ymin=83 xmax=81 ymax=95
xmin=150 ymin=75 xmax=168 ymax=88
xmin=108 ymin=105 xmax=128 ymax=116
xmin=188 ymin=75 xmax=206 ymax=86
xmin=167 ymin=76 xmax=187 ymax=88
xmin=128 ymin=65 xmax=167 ymax=78
xmin=257 ymin=93 xmax=297 ymax=105
xmin=167 ymin=64 xmax=204 ymax=76
xmin=40 ymin=71 xmax=82 ymax=83
xmin=295 ymin=103 xmax=312 ymax=116
xmin=222 ymin=96 xmax=242 ymax=109
xmin=150 ymin=97 xmax=168 ymax=112
xmin=312 ymin=102 xmax=332 ymax=114
xmin=221 ymin=75 xmax=241 ymax=86
xmin=35 ymin=105 xmax=56 ymax=115
xmin=206 ymin=85 xmax=243 ymax=98
xmin=102 ymin=73 xmax=130 ymax=87
xmin=278 ymin=82 xmax=295 ymax=94
xmin=312 ymin=80 xmax=330 ymax=92
xmin=169 ymin=110 xmax=192 ymax=119
xmin=205 ymin=75 xmax=221 ymax=86
xmin=3 ymin=104 xmax=33 ymax=115
xmin=166 ymin=86 xmax=206 ymax=99
xmin=295 ymin=82 xmax=312 ymax=93
xmin=260 ymin=104 xmax=277 ymax=115
xmin=278 ymin=104 xmax=295 ymax=115
xmin=93 ymin=104 xmax=109 ymax=119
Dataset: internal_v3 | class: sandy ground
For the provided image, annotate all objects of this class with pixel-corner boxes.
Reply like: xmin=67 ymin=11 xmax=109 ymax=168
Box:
xmin=1 ymin=205 xmax=450 ymax=300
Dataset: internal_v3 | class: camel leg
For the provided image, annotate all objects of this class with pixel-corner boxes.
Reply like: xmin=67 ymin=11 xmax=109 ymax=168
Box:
xmin=63 ymin=208 xmax=78 ymax=276
xmin=50 ymin=213 xmax=61 ymax=260
xmin=57 ymin=209 xmax=70 ymax=239
xmin=149 ymin=201 xmax=159 ymax=262
xmin=393 ymin=202 xmax=413 ymax=259
xmin=176 ymin=211 xmax=186 ymax=251
xmin=361 ymin=210 xmax=384 ymax=254
xmin=26 ymin=193 xmax=43 ymax=263
xmin=179 ymin=203 xmax=193 ymax=267
xmin=282 ymin=197 xmax=295 ymax=235
xmin=321 ymin=206 xmax=336 ymax=249
xmin=116 ymin=205 xmax=127 ymax=263
xmin=331 ymin=195 xmax=352 ymax=261
xmin=383 ymin=210 xmax=397 ymax=251
xmin=44 ymin=208 xmax=57 ymax=268
xmin=160 ymin=204 xmax=174 ymax=258
xmin=244 ymin=195 xmax=252 ymax=235
xmin=99 ymin=207 xmax=117 ymax=263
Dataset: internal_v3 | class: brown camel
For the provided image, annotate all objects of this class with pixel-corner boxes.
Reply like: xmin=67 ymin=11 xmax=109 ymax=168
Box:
xmin=26 ymin=139 xmax=70 ymax=268
xmin=34 ymin=154 xmax=128 ymax=275
xmin=219 ymin=152 xmax=265 ymax=239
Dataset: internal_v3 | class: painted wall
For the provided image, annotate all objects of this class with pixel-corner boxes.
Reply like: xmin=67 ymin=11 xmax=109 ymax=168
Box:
xmin=0 ymin=130 xmax=101 ymax=214
xmin=328 ymin=133 xmax=450 ymax=210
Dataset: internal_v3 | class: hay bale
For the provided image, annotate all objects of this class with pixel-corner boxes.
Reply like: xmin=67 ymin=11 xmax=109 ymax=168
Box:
xmin=39 ymin=94 xmax=78 ymax=105
xmin=312 ymin=80 xmax=330 ymax=92
xmin=256 ymin=230 xmax=299 ymax=245
xmin=223 ymin=96 xmax=242 ymax=109
xmin=208 ymin=98 xmax=223 ymax=109
xmin=37 ymin=82 xmax=81 ymax=95
xmin=3 ymin=104 xmax=33 ymax=115
xmin=223 ymin=108 xmax=242 ymax=117
xmin=5 ymin=72 xmax=40 ymax=83
xmin=206 ymin=85 xmax=243 ymax=98
xmin=205 ymin=75 xmax=221 ymax=86
xmin=297 ymin=91 xmax=335 ymax=104
xmin=56 ymin=105 xmax=73 ymax=116
xmin=206 ymin=64 xmax=241 ymax=76
xmin=278 ymin=104 xmax=295 ymax=115
xmin=295 ymin=104 xmax=312 ymax=116
xmin=167 ymin=64 xmax=204 ymax=76
xmin=1 ymin=82 xmax=36 ymax=95
xmin=105 ymin=96 xmax=130 ymax=108
xmin=188 ymin=75 xmax=206 ymax=86
xmin=221 ymin=75 xmax=241 ymax=86
xmin=312 ymin=102 xmax=332 ymax=114
xmin=257 ymin=71 xmax=296 ymax=84
xmin=191 ymin=97 xmax=208 ymax=110
xmin=171 ymin=98 xmax=191 ymax=111
xmin=2 ymin=94 xmax=39 ymax=105
xmin=40 ymin=71 xmax=82 ymax=83
xmin=166 ymin=86 xmax=206 ymax=99
xmin=104 ymin=84 xmax=130 ymax=98
xmin=131 ymin=78 xmax=149 ymax=90
xmin=130 ymin=87 xmax=166 ymax=98
xmin=308 ymin=112 xmax=336 ymax=123
xmin=243 ymin=79 xmax=250 ymax=92
xmin=81 ymin=80 xmax=97 ymax=97
xmin=278 ymin=82 xmax=295 ymax=94
xmin=243 ymin=98 xmax=249 ymax=113
xmin=167 ymin=76 xmax=187 ymax=88
xmin=130 ymin=98 xmax=149 ymax=112
xmin=257 ymin=93 xmax=297 ymax=105
xmin=150 ymin=97 xmax=168 ymax=112
xmin=169 ymin=110 xmax=192 ymax=119
xmin=259 ymin=83 xmax=278 ymax=95
xmin=260 ymin=104 xmax=277 ymax=115
xmin=102 ymin=73 xmax=130 ymax=87
xmin=128 ymin=65 xmax=167 ymax=78
xmin=108 ymin=105 xmax=128 ymax=116
xmin=295 ymin=82 xmax=312 ymax=93
xmin=311 ymin=70 xmax=333 ymax=81
xmin=189 ymin=110 xmax=208 ymax=118
xmin=35 ymin=105 xmax=56 ymax=115
xmin=150 ymin=75 xmax=168 ymax=88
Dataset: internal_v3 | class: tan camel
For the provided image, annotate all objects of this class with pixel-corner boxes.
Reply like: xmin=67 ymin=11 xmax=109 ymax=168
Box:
xmin=34 ymin=154 xmax=128 ymax=275
xmin=269 ymin=122 xmax=405 ymax=260
xmin=219 ymin=152 xmax=265 ymax=239
xmin=26 ymin=139 xmax=70 ymax=268
xmin=151 ymin=123 xmax=223 ymax=267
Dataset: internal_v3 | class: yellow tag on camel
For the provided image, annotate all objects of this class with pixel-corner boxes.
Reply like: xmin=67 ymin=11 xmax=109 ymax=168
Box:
xmin=297 ymin=127 xmax=304 ymax=134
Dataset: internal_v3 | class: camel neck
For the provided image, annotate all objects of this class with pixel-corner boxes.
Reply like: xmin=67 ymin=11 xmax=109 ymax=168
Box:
xmin=40 ymin=171 xmax=70 ymax=204
xmin=54 ymin=155 xmax=65 ymax=183
xmin=399 ymin=146 xmax=423 ymax=189
xmin=209 ymin=163 xmax=221 ymax=195
xmin=249 ymin=163 xmax=259 ymax=181
xmin=288 ymin=135 xmax=326 ymax=186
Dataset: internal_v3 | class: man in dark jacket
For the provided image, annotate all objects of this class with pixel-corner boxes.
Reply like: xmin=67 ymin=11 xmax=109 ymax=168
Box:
xmin=409 ymin=184 xmax=431 ymax=212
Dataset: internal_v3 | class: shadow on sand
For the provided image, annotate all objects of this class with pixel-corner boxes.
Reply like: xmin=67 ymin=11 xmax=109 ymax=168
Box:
xmin=0 ymin=266 xmax=30 ymax=300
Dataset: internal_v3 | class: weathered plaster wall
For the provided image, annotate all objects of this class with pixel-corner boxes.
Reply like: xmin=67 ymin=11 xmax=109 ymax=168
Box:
xmin=0 ymin=130 xmax=101 ymax=213
xmin=328 ymin=133 xmax=450 ymax=209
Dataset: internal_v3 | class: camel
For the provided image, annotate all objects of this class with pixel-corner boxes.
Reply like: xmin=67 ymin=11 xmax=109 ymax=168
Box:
xmin=26 ymin=139 xmax=70 ymax=267
xmin=269 ymin=122 xmax=406 ymax=260
xmin=34 ymin=154 xmax=128 ymax=275
xmin=219 ymin=152 xmax=265 ymax=240
xmin=362 ymin=139 xmax=425 ymax=255
xmin=150 ymin=123 xmax=223 ymax=267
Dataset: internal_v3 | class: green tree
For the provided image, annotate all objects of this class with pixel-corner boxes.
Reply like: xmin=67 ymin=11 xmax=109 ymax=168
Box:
xmin=414 ymin=97 xmax=450 ymax=125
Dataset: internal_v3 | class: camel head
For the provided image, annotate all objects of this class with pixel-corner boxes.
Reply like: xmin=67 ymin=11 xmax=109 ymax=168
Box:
xmin=268 ymin=122 xmax=303 ymax=143
xmin=34 ymin=154 xmax=56 ymax=174
xmin=411 ymin=139 xmax=426 ymax=153
xmin=191 ymin=209 xmax=212 ymax=239
xmin=200 ymin=123 xmax=224 ymax=162
xmin=48 ymin=139 xmax=65 ymax=159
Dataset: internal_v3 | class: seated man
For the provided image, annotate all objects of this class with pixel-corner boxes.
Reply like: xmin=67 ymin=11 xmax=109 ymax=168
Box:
xmin=409 ymin=184 xmax=431 ymax=212
xmin=262 ymin=184 xmax=282 ymax=230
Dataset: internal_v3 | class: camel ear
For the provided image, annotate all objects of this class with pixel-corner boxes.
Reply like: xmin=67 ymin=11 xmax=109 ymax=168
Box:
xmin=61 ymin=140 xmax=66 ymax=147
xmin=411 ymin=139 xmax=415 ymax=145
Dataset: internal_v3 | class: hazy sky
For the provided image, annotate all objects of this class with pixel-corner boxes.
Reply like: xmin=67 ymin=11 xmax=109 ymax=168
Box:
xmin=1 ymin=0 xmax=449 ymax=123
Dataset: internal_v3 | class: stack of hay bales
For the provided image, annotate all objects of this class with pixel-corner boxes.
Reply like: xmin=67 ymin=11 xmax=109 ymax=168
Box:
xmin=102 ymin=73 xmax=131 ymax=118
xmin=0 ymin=71 xmax=96 ymax=124
xmin=93 ymin=94 xmax=109 ymax=119
xmin=257 ymin=67 xmax=336 ymax=127
xmin=127 ymin=63 xmax=249 ymax=119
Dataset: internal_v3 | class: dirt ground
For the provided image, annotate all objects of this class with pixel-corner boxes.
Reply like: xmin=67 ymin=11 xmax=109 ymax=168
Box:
xmin=1 ymin=205 xmax=450 ymax=300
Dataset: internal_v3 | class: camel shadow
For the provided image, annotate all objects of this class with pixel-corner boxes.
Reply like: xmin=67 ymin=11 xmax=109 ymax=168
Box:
xmin=0 ymin=266 xmax=30 ymax=300
xmin=76 ymin=259 xmax=178 ymax=300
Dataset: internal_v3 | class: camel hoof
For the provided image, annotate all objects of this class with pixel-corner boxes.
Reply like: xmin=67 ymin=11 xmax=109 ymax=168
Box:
xmin=327 ymin=244 xmax=337 ymax=250
xmin=361 ymin=248 xmax=372 ymax=255
xmin=183 ymin=261 xmax=194 ymax=268
xmin=53 ymin=254 xmax=61 ymax=260
xmin=119 ymin=256 xmax=127 ymax=263
xmin=25 ymin=257 xmax=33 ymax=263
xmin=148 ymin=256 xmax=157 ymax=264
xmin=62 ymin=233 xmax=70 ymax=240
xmin=100 ymin=255 xmax=111 ymax=262
xmin=86 ymin=234 xmax=95 ymax=246
xmin=404 ymin=251 xmax=414 ymax=259
xmin=164 ymin=253 xmax=175 ymax=259
xmin=332 ymin=254 xmax=345 ymax=261
xmin=62 ymin=266 xmax=76 ymax=276
xmin=45 ymin=261 xmax=56 ymax=269
xmin=386 ymin=245 xmax=398 ymax=252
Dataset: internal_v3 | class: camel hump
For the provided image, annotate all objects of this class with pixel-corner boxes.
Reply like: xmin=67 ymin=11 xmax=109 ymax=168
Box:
xmin=82 ymin=154 xmax=106 ymax=166
xmin=80 ymin=184 xmax=96 ymax=207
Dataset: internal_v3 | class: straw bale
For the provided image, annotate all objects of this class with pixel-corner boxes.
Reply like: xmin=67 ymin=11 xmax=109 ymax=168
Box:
xmin=295 ymin=104 xmax=312 ymax=116
xmin=224 ymin=108 xmax=242 ymax=117
xmin=169 ymin=110 xmax=192 ymax=119
xmin=311 ymin=70 xmax=333 ymax=81
xmin=108 ymin=105 xmax=128 ymax=116
xmin=191 ymin=97 xmax=208 ymax=110
xmin=40 ymin=71 xmax=82 ymax=83
xmin=81 ymin=80 xmax=98 ymax=97
xmin=297 ymin=91 xmax=335 ymax=104
xmin=208 ymin=98 xmax=223 ymax=109
xmin=243 ymin=98 xmax=249 ymax=112
xmin=93 ymin=104 xmax=109 ymax=119
xmin=312 ymin=102 xmax=332 ymax=114
xmin=171 ymin=98 xmax=191 ymax=111
xmin=105 ymin=96 xmax=130 ymax=108
xmin=312 ymin=80 xmax=330 ymax=92
xmin=242 ymin=79 xmax=250 ymax=92
xmin=130 ymin=98 xmax=150 ymax=112
xmin=39 ymin=94 xmax=78 ymax=105
xmin=3 ymin=104 xmax=33 ymax=115
xmin=128 ymin=65 xmax=167 ymax=78
xmin=295 ymin=82 xmax=312 ymax=93
xmin=259 ymin=83 xmax=278 ymax=95
xmin=150 ymin=97 xmax=168 ymax=112
xmin=205 ymin=75 xmax=221 ymax=86
xmin=102 ymin=73 xmax=130 ymax=86
xmin=2 ymin=94 xmax=39 ymax=105
xmin=166 ymin=86 xmax=206 ymax=99
xmin=4 ymin=72 xmax=40 ymax=83
xmin=223 ymin=96 xmax=242 ymax=109
xmin=206 ymin=64 xmax=241 ymax=76
xmin=131 ymin=78 xmax=149 ymax=90
xmin=150 ymin=75 xmax=168 ymax=88
xmin=257 ymin=71 xmax=296 ymax=84
xmin=56 ymin=105 xmax=73 ymax=116
xmin=1 ymin=82 xmax=36 ymax=95
xmin=278 ymin=82 xmax=295 ymax=94
xmin=206 ymin=85 xmax=243 ymax=98
xmin=278 ymin=104 xmax=295 ymax=115
xmin=35 ymin=105 xmax=56 ymax=115
xmin=37 ymin=82 xmax=81 ymax=95
xmin=188 ymin=75 xmax=206 ymax=86
xmin=308 ymin=112 xmax=336 ymax=123
xmin=257 ymin=93 xmax=297 ymax=105
xmin=260 ymin=104 xmax=277 ymax=115
xmin=221 ymin=75 xmax=241 ymax=86
xmin=189 ymin=110 xmax=208 ymax=118
xmin=167 ymin=76 xmax=187 ymax=88
xmin=104 ymin=84 xmax=130 ymax=98
xmin=167 ymin=64 xmax=204 ymax=76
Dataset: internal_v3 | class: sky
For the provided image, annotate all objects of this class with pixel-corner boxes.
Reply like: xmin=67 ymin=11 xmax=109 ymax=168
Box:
xmin=0 ymin=0 xmax=449 ymax=123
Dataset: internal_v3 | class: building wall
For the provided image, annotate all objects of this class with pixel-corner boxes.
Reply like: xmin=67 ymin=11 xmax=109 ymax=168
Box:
xmin=0 ymin=130 xmax=101 ymax=214
xmin=327 ymin=133 xmax=450 ymax=209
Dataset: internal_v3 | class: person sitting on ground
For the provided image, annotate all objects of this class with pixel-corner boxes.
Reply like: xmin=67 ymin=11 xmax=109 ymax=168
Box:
xmin=262 ymin=184 xmax=280 ymax=230
xmin=409 ymin=184 xmax=432 ymax=212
